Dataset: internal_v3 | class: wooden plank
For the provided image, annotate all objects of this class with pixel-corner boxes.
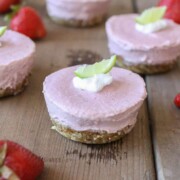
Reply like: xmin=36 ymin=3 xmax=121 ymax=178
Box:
xmin=0 ymin=0 xmax=155 ymax=179
xmin=136 ymin=0 xmax=180 ymax=179
xmin=146 ymin=62 xmax=180 ymax=180
xmin=136 ymin=0 xmax=159 ymax=12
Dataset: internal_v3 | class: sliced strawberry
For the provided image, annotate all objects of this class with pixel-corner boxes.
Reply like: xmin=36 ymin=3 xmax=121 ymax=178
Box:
xmin=10 ymin=6 xmax=46 ymax=39
xmin=0 ymin=0 xmax=21 ymax=14
xmin=158 ymin=0 xmax=180 ymax=24
xmin=0 ymin=140 xmax=44 ymax=180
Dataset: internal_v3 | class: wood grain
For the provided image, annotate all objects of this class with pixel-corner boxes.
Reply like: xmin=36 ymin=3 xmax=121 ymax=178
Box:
xmin=135 ymin=0 xmax=180 ymax=179
xmin=146 ymin=62 xmax=180 ymax=180
xmin=136 ymin=0 xmax=159 ymax=12
xmin=0 ymin=0 xmax=155 ymax=179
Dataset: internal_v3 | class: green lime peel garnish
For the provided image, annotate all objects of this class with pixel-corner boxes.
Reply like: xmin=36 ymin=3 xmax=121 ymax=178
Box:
xmin=136 ymin=6 xmax=167 ymax=25
xmin=74 ymin=55 xmax=117 ymax=78
xmin=0 ymin=26 xmax=7 ymax=37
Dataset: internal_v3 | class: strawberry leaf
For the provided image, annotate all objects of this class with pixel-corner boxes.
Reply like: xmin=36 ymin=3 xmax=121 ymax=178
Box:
xmin=4 ymin=13 xmax=13 ymax=22
xmin=4 ymin=5 xmax=21 ymax=22
xmin=10 ymin=5 xmax=21 ymax=12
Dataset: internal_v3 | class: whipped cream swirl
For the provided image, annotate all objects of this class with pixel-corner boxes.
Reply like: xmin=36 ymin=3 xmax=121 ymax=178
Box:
xmin=135 ymin=19 xmax=168 ymax=34
xmin=73 ymin=73 xmax=113 ymax=92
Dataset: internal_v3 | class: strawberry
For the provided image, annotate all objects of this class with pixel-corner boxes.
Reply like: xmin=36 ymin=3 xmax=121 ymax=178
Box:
xmin=158 ymin=0 xmax=180 ymax=24
xmin=0 ymin=140 xmax=44 ymax=180
xmin=10 ymin=6 xmax=46 ymax=39
xmin=174 ymin=93 xmax=180 ymax=108
xmin=0 ymin=0 xmax=21 ymax=13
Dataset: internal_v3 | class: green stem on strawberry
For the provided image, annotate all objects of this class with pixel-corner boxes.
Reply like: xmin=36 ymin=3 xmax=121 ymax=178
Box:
xmin=4 ymin=5 xmax=46 ymax=39
xmin=4 ymin=5 xmax=21 ymax=22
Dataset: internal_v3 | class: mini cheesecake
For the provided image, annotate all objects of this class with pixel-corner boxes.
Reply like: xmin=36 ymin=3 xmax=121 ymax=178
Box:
xmin=106 ymin=14 xmax=180 ymax=74
xmin=0 ymin=30 xmax=35 ymax=97
xmin=46 ymin=0 xmax=111 ymax=27
xmin=43 ymin=66 xmax=147 ymax=144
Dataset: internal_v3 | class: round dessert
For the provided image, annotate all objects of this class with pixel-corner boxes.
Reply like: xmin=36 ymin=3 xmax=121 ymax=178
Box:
xmin=106 ymin=9 xmax=180 ymax=74
xmin=46 ymin=0 xmax=111 ymax=27
xmin=0 ymin=30 xmax=35 ymax=97
xmin=43 ymin=58 xmax=147 ymax=144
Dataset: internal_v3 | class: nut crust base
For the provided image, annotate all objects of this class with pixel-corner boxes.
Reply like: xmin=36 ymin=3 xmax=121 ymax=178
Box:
xmin=51 ymin=119 xmax=135 ymax=144
xmin=116 ymin=56 xmax=176 ymax=74
xmin=49 ymin=15 xmax=106 ymax=27
xmin=0 ymin=75 xmax=29 ymax=98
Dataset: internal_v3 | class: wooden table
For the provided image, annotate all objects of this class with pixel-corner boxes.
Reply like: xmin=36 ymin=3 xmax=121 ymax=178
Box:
xmin=0 ymin=0 xmax=179 ymax=179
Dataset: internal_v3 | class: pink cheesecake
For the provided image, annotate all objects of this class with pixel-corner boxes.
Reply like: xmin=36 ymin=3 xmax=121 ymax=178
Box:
xmin=0 ymin=30 xmax=35 ymax=97
xmin=46 ymin=0 xmax=111 ymax=27
xmin=106 ymin=14 xmax=180 ymax=74
xmin=43 ymin=66 xmax=147 ymax=144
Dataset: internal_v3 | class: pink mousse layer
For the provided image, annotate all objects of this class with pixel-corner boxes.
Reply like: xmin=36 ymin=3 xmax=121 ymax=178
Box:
xmin=43 ymin=66 xmax=147 ymax=133
xmin=106 ymin=14 xmax=180 ymax=65
xmin=0 ymin=30 xmax=35 ymax=90
xmin=46 ymin=0 xmax=111 ymax=20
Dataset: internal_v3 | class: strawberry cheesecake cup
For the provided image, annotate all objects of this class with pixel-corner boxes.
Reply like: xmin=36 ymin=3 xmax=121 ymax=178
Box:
xmin=0 ymin=29 xmax=35 ymax=97
xmin=46 ymin=0 xmax=111 ymax=27
xmin=43 ymin=57 xmax=147 ymax=144
xmin=106 ymin=7 xmax=180 ymax=74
